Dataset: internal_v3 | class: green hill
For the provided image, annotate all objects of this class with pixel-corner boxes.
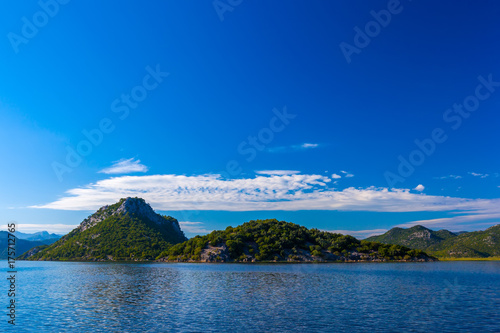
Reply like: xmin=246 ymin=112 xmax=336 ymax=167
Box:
xmin=427 ymin=224 xmax=500 ymax=258
xmin=365 ymin=225 xmax=457 ymax=249
xmin=366 ymin=224 xmax=500 ymax=258
xmin=24 ymin=197 xmax=187 ymax=261
xmin=157 ymin=219 xmax=435 ymax=262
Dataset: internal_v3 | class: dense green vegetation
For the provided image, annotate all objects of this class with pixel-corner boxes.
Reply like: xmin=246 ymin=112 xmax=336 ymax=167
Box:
xmin=158 ymin=219 xmax=431 ymax=262
xmin=366 ymin=225 xmax=456 ymax=249
xmin=427 ymin=225 xmax=500 ymax=258
xmin=366 ymin=224 xmax=500 ymax=258
xmin=21 ymin=198 xmax=438 ymax=262
xmin=27 ymin=207 xmax=187 ymax=261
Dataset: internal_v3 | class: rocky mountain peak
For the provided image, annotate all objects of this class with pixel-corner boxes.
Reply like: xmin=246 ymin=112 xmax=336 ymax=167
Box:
xmin=79 ymin=197 xmax=181 ymax=234
xmin=116 ymin=197 xmax=154 ymax=216
xmin=27 ymin=197 xmax=188 ymax=261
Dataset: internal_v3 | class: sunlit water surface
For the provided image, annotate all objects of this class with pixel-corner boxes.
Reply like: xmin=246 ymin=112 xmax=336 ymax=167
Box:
xmin=2 ymin=261 xmax=500 ymax=332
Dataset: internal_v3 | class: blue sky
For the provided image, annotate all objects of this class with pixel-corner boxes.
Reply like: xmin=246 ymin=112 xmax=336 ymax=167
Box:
xmin=1 ymin=0 xmax=500 ymax=238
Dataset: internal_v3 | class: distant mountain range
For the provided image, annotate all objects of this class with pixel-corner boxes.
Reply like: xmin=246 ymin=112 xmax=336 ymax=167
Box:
xmin=366 ymin=224 xmax=500 ymax=258
xmin=23 ymin=197 xmax=187 ymax=261
xmin=0 ymin=231 xmax=46 ymax=259
xmin=0 ymin=230 xmax=62 ymax=259
xmin=16 ymin=231 xmax=62 ymax=243
xmin=21 ymin=197 xmax=434 ymax=262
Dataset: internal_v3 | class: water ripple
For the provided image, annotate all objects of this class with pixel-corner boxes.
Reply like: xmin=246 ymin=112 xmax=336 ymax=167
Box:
xmin=2 ymin=261 xmax=500 ymax=332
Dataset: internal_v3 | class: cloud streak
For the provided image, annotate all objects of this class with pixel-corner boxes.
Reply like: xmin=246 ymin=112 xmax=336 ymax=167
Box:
xmin=323 ymin=228 xmax=389 ymax=239
xmin=435 ymin=175 xmax=462 ymax=180
xmin=31 ymin=174 xmax=500 ymax=227
xmin=0 ymin=224 xmax=78 ymax=234
xmin=99 ymin=158 xmax=148 ymax=175
xmin=178 ymin=222 xmax=213 ymax=235
xmin=340 ymin=170 xmax=354 ymax=178
xmin=300 ymin=143 xmax=319 ymax=149
xmin=255 ymin=170 xmax=300 ymax=176
xmin=469 ymin=172 xmax=489 ymax=178
xmin=267 ymin=143 xmax=321 ymax=153
xmin=396 ymin=213 xmax=500 ymax=232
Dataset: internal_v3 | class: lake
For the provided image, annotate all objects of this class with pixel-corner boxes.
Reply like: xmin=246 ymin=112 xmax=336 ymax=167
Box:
xmin=2 ymin=261 xmax=500 ymax=332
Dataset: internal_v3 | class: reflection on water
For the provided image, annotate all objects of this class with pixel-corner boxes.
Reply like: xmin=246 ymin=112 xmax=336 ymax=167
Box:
xmin=3 ymin=262 xmax=500 ymax=332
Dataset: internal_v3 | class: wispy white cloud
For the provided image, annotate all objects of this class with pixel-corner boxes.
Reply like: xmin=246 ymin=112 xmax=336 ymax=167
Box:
xmin=414 ymin=184 xmax=425 ymax=192
xmin=267 ymin=143 xmax=321 ymax=153
xmin=256 ymin=170 xmax=300 ymax=176
xmin=99 ymin=158 xmax=148 ymax=175
xmin=397 ymin=214 xmax=500 ymax=233
xmin=300 ymin=143 xmax=319 ymax=149
xmin=340 ymin=170 xmax=354 ymax=178
xmin=31 ymin=173 xmax=500 ymax=230
xmin=435 ymin=175 xmax=462 ymax=179
xmin=323 ymin=228 xmax=389 ymax=239
xmin=0 ymin=224 xmax=78 ymax=234
xmin=331 ymin=213 xmax=500 ymax=238
xmin=179 ymin=222 xmax=212 ymax=235
xmin=332 ymin=171 xmax=353 ymax=179
xmin=469 ymin=172 xmax=489 ymax=178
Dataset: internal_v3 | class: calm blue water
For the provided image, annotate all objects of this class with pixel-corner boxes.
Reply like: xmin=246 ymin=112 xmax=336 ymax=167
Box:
xmin=1 ymin=261 xmax=499 ymax=332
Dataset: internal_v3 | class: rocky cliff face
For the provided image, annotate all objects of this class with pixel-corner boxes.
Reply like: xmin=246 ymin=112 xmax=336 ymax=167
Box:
xmin=79 ymin=205 xmax=115 ymax=232
xmin=408 ymin=229 xmax=432 ymax=240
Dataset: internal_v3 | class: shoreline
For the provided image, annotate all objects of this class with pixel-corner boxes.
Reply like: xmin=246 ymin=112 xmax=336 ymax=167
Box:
xmin=14 ymin=257 xmax=500 ymax=263
xmin=437 ymin=257 xmax=500 ymax=261
xmin=17 ymin=258 xmax=434 ymax=263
